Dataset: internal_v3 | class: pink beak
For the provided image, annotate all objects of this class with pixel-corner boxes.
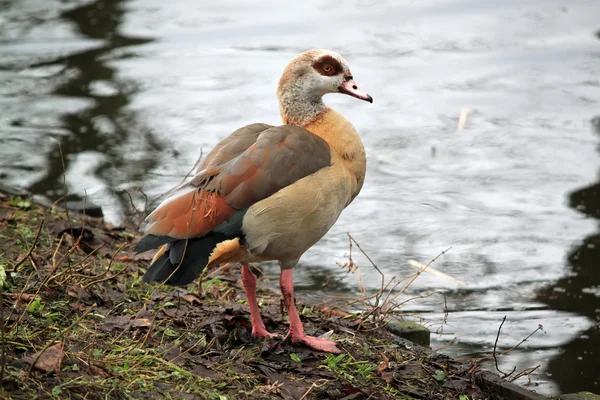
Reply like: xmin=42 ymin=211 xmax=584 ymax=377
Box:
xmin=339 ymin=77 xmax=373 ymax=103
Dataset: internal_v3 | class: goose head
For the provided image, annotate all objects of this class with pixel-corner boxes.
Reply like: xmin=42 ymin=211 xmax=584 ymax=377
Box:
xmin=277 ymin=49 xmax=372 ymax=126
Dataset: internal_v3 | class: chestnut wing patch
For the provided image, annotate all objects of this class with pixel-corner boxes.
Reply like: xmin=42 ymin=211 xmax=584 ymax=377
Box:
xmin=143 ymin=125 xmax=332 ymax=239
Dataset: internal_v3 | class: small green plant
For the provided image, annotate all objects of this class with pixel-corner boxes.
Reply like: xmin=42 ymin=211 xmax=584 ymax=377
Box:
xmin=323 ymin=353 xmax=346 ymax=369
xmin=9 ymin=196 xmax=32 ymax=210
xmin=320 ymin=353 xmax=378 ymax=382
xmin=27 ymin=296 xmax=44 ymax=313
xmin=432 ymin=369 xmax=445 ymax=382
xmin=51 ymin=386 xmax=63 ymax=397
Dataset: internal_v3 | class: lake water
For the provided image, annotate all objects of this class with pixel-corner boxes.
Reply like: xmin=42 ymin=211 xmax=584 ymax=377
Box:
xmin=1 ymin=0 xmax=599 ymax=395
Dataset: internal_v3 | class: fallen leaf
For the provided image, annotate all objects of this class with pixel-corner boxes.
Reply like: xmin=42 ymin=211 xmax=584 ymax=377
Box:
xmin=381 ymin=371 xmax=394 ymax=384
xmin=132 ymin=318 xmax=153 ymax=328
xmin=320 ymin=307 xmax=351 ymax=318
xmin=23 ymin=343 xmax=64 ymax=373
xmin=181 ymin=294 xmax=201 ymax=305
xmin=377 ymin=352 xmax=389 ymax=375
xmin=89 ymin=363 xmax=109 ymax=377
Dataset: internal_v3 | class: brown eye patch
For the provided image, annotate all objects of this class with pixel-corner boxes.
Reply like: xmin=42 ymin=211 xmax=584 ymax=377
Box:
xmin=313 ymin=55 xmax=343 ymax=76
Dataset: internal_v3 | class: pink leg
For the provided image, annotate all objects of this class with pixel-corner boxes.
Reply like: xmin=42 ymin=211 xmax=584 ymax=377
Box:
xmin=280 ymin=268 xmax=341 ymax=353
xmin=241 ymin=263 xmax=278 ymax=339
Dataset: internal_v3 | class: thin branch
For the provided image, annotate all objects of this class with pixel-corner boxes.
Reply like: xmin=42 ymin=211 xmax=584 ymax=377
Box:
xmin=12 ymin=219 xmax=44 ymax=271
xmin=81 ymin=243 xmax=128 ymax=290
xmin=493 ymin=316 xmax=508 ymax=376
xmin=348 ymin=234 xmax=385 ymax=308
xmin=27 ymin=303 xmax=96 ymax=376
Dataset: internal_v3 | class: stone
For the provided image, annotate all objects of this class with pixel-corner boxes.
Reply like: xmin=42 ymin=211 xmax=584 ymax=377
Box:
xmin=63 ymin=200 xmax=104 ymax=218
xmin=386 ymin=320 xmax=431 ymax=347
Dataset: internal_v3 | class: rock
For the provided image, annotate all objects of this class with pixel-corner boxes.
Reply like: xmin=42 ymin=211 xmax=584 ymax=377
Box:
xmin=63 ymin=200 xmax=104 ymax=218
xmin=555 ymin=392 xmax=600 ymax=400
xmin=386 ymin=320 xmax=431 ymax=347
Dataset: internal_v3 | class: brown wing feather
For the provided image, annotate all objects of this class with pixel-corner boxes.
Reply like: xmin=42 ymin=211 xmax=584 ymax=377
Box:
xmin=143 ymin=124 xmax=331 ymax=238
xmin=197 ymin=123 xmax=272 ymax=170
xmin=144 ymin=188 xmax=237 ymax=238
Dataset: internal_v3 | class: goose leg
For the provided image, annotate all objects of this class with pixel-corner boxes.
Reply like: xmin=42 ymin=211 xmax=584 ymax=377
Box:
xmin=280 ymin=268 xmax=341 ymax=353
xmin=241 ymin=263 xmax=278 ymax=339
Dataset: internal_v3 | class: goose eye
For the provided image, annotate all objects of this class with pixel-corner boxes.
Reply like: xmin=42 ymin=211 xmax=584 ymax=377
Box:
xmin=323 ymin=65 xmax=333 ymax=73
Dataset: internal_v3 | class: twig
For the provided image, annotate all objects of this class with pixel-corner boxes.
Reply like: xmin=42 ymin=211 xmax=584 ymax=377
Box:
xmin=12 ymin=219 xmax=44 ymax=271
xmin=4 ymin=272 xmax=34 ymax=334
xmin=348 ymin=234 xmax=385 ymax=309
xmin=476 ymin=318 xmax=545 ymax=379
xmin=27 ymin=303 xmax=96 ymax=376
xmin=435 ymin=337 xmax=457 ymax=352
xmin=504 ymin=323 xmax=544 ymax=355
xmin=81 ymin=243 xmax=128 ymax=290
xmin=50 ymin=244 xmax=104 ymax=285
xmin=384 ymin=247 xmax=451 ymax=309
xmin=493 ymin=316 xmax=509 ymax=376
xmin=299 ymin=379 xmax=329 ymax=400
xmin=57 ymin=143 xmax=72 ymax=233
xmin=436 ymin=294 xmax=449 ymax=335
xmin=510 ymin=364 xmax=541 ymax=384
xmin=168 ymin=336 xmax=207 ymax=364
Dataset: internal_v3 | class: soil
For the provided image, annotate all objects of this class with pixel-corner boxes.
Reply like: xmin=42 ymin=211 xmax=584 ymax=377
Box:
xmin=0 ymin=193 xmax=545 ymax=400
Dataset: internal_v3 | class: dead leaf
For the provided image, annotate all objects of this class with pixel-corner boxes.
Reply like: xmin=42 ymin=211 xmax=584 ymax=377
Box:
xmin=320 ymin=306 xmax=351 ymax=318
xmin=381 ymin=371 xmax=394 ymax=384
xmin=5 ymin=293 xmax=37 ymax=302
xmin=89 ymin=363 xmax=109 ymax=377
xmin=23 ymin=343 xmax=64 ymax=373
xmin=101 ymin=315 xmax=151 ymax=332
xmin=181 ymin=294 xmax=201 ymax=305
xmin=377 ymin=352 xmax=389 ymax=375
xmin=132 ymin=318 xmax=152 ymax=328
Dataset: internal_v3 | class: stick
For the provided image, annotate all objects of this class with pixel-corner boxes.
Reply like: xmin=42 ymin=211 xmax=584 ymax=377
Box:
xmin=12 ymin=219 xmax=44 ymax=271
xmin=27 ymin=303 xmax=96 ymax=375
xmin=493 ymin=316 xmax=508 ymax=376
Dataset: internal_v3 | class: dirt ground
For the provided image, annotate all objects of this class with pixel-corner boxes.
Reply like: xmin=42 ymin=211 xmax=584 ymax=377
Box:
xmin=0 ymin=194 xmax=539 ymax=399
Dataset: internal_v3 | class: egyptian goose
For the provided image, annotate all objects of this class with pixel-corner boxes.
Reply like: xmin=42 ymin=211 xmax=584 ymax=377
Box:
xmin=134 ymin=49 xmax=372 ymax=353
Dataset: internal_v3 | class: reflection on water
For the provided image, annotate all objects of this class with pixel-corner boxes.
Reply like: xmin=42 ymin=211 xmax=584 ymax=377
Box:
xmin=537 ymin=115 xmax=600 ymax=393
xmin=1 ymin=0 xmax=600 ymax=395
xmin=1 ymin=0 xmax=158 ymax=222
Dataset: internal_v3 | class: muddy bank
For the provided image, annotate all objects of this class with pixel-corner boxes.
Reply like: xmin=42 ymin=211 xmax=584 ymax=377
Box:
xmin=0 ymin=192 xmax=551 ymax=400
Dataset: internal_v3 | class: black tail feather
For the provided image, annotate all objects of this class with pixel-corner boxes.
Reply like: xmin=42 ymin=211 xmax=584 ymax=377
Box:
xmin=141 ymin=234 xmax=228 ymax=286
xmin=133 ymin=234 xmax=177 ymax=253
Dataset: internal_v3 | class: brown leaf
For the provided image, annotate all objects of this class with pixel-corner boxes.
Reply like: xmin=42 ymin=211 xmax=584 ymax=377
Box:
xmin=131 ymin=318 xmax=152 ymax=328
xmin=5 ymin=293 xmax=37 ymax=302
xmin=377 ymin=352 xmax=390 ymax=375
xmin=101 ymin=315 xmax=150 ymax=332
xmin=381 ymin=371 xmax=394 ymax=384
xmin=23 ymin=343 xmax=64 ymax=373
xmin=181 ymin=294 xmax=201 ymax=305
xmin=89 ymin=363 xmax=109 ymax=377
xmin=320 ymin=306 xmax=351 ymax=318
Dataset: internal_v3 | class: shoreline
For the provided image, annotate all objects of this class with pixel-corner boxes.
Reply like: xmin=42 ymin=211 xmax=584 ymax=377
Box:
xmin=0 ymin=188 xmax=588 ymax=399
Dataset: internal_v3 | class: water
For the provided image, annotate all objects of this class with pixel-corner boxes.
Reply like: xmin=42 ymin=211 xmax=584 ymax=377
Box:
xmin=1 ymin=0 xmax=599 ymax=395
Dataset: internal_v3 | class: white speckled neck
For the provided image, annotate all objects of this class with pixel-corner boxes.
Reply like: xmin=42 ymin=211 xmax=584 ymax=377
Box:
xmin=278 ymin=84 xmax=328 ymax=127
